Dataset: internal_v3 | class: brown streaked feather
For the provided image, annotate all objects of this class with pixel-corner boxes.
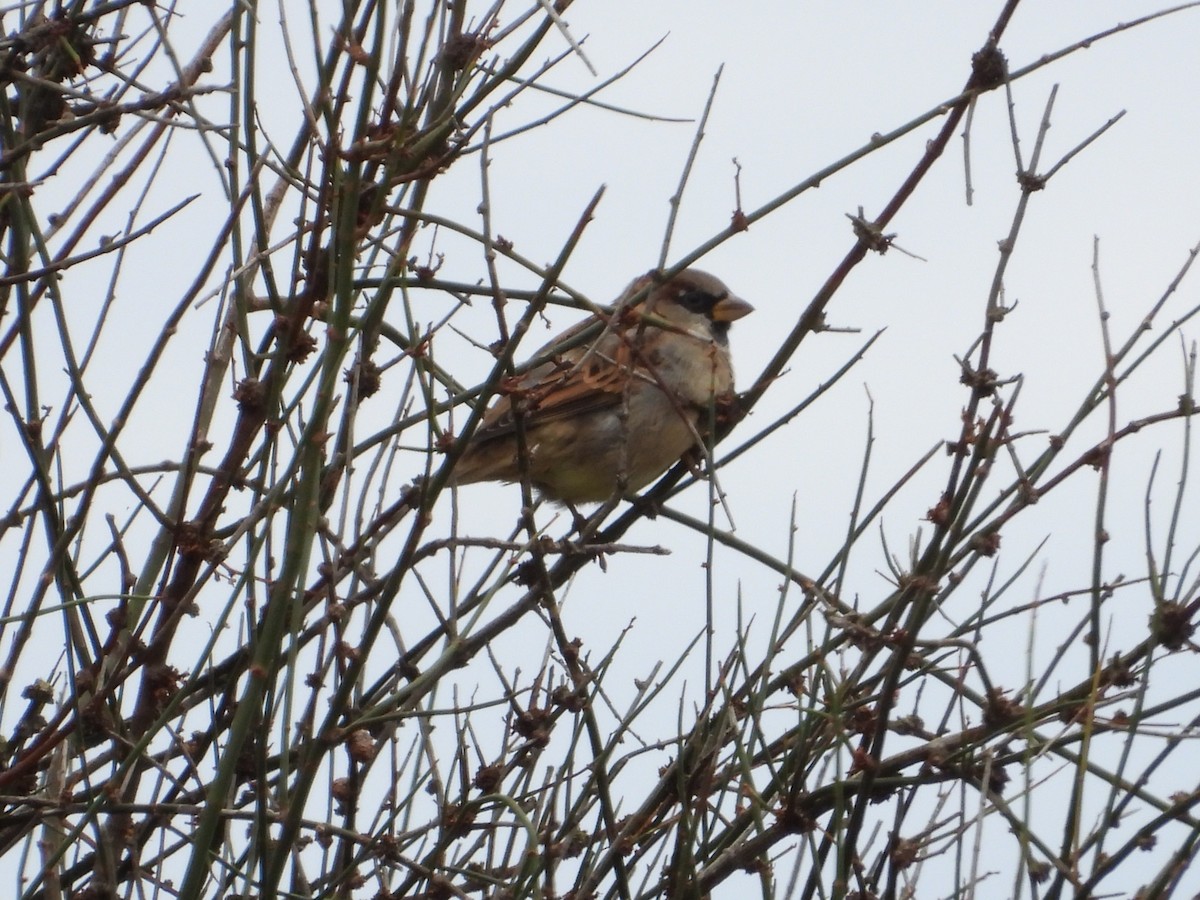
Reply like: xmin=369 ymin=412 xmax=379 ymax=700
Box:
xmin=468 ymin=332 xmax=639 ymax=444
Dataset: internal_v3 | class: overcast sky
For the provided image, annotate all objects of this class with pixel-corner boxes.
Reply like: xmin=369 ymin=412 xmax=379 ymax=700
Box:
xmin=419 ymin=1 xmax=1200 ymax=664
xmin=8 ymin=2 xmax=1200 ymax=895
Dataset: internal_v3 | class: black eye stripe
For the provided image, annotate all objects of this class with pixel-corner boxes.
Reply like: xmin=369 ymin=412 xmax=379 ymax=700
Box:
xmin=676 ymin=289 xmax=723 ymax=315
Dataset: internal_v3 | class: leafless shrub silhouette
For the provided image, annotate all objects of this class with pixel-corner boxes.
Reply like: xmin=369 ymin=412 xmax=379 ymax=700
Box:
xmin=1 ymin=2 xmax=1199 ymax=898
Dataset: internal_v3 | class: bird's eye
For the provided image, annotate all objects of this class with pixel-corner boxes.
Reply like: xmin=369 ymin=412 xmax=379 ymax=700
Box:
xmin=676 ymin=289 xmax=721 ymax=315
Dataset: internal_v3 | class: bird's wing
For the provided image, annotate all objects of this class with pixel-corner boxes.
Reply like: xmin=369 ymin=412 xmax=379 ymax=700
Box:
xmin=471 ymin=332 xmax=640 ymax=442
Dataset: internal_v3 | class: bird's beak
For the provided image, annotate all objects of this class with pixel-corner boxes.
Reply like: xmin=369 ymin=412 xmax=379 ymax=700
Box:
xmin=711 ymin=294 xmax=754 ymax=323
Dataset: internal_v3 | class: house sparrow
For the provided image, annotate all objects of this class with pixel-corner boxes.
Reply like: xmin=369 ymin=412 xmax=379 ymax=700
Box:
xmin=450 ymin=269 xmax=753 ymax=504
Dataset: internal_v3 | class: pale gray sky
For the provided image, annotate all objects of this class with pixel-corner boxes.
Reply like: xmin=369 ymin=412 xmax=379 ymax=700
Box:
xmin=7 ymin=2 xmax=1200 ymax=896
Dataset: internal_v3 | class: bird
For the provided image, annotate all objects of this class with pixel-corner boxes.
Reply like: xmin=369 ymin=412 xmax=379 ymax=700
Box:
xmin=449 ymin=268 xmax=753 ymax=504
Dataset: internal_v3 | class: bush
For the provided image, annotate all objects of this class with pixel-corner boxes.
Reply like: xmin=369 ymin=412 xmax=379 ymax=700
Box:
xmin=1 ymin=3 xmax=1199 ymax=898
